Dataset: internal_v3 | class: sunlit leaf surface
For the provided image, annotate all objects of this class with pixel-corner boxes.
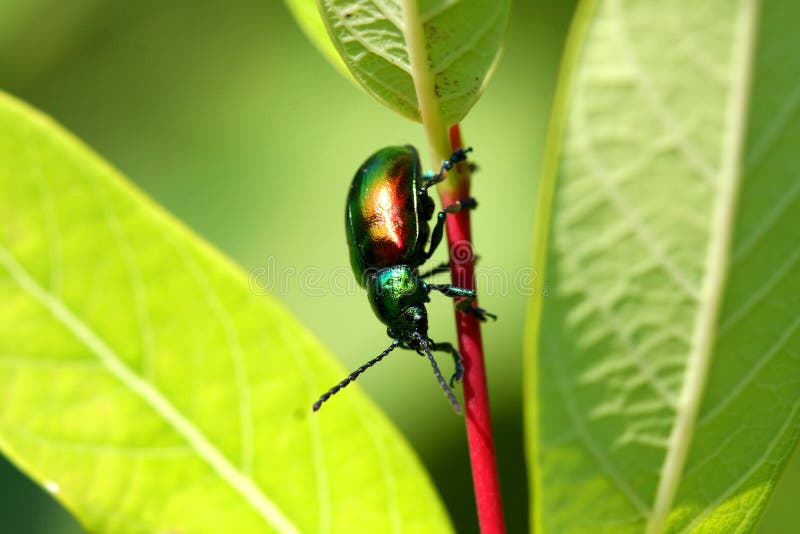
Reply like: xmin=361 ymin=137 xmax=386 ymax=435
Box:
xmin=316 ymin=0 xmax=510 ymax=123
xmin=0 ymin=91 xmax=451 ymax=534
xmin=525 ymin=1 xmax=800 ymax=532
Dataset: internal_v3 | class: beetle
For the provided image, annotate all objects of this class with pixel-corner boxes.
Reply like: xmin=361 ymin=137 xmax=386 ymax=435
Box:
xmin=312 ymin=145 xmax=494 ymax=414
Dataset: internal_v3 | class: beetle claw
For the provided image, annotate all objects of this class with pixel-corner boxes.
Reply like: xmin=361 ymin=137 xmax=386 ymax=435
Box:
xmin=457 ymin=300 xmax=497 ymax=322
xmin=451 ymin=358 xmax=464 ymax=387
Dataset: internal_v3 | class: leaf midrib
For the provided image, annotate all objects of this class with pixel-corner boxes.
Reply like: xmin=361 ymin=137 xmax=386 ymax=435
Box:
xmin=645 ymin=1 xmax=760 ymax=532
xmin=400 ymin=0 xmax=451 ymax=164
xmin=0 ymin=244 xmax=301 ymax=534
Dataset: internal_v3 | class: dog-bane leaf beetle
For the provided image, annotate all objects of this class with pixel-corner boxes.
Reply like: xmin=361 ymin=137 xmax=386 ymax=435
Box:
xmin=312 ymin=145 xmax=494 ymax=414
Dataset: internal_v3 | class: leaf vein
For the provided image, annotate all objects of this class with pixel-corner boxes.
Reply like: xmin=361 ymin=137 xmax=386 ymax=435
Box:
xmin=745 ymin=75 xmax=800 ymax=170
xmin=283 ymin=332 xmax=331 ymax=534
xmin=551 ymin=343 xmax=651 ymax=516
xmin=612 ymin=0 xmax=718 ymax=183
xmin=25 ymin=133 xmax=63 ymax=297
xmin=92 ymin=177 xmax=158 ymax=383
xmin=432 ymin=4 xmax=502 ymax=75
xmin=171 ymin=238 xmax=255 ymax=477
xmin=700 ymin=314 xmax=800 ymax=425
xmin=332 ymin=1 xmax=410 ymax=73
xmin=719 ymin=244 xmax=800 ymax=334
xmin=731 ymin=173 xmax=800 ymax=261
xmin=574 ymin=119 xmax=700 ymax=297
xmin=680 ymin=399 xmax=800 ymax=533
xmin=645 ymin=1 xmax=759 ymax=531
xmin=0 ymin=244 xmax=300 ymax=534
xmin=2 ymin=424 xmax=193 ymax=458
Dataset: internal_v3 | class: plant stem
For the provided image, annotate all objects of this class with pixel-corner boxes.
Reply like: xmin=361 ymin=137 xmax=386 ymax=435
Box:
xmin=399 ymin=2 xmax=505 ymax=529
xmin=441 ymin=124 xmax=506 ymax=534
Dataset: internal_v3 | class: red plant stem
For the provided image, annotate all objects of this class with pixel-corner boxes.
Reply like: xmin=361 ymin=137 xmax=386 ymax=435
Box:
xmin=439 ymin=124 xmax=506 ymax=534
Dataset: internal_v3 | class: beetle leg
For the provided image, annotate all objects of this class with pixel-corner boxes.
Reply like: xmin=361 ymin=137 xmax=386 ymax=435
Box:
xmin=427 ymin=283 xmax=498 ymax=322
xmin=423 ymin=197 xmax=477 ymax=260
xmin=421 ymin=147 xmax=473 ymax=191
xmin=457 ymin=300 xmax=498 ymax=322
xmin=427 ymin=283 xmax=475 ymax=299
xmin=431 ymin=341 xmax=463 ymax=387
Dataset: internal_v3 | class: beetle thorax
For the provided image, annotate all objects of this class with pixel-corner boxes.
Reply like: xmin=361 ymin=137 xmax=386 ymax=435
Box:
xmin=366 ymin=265 xmax=429 ymax=334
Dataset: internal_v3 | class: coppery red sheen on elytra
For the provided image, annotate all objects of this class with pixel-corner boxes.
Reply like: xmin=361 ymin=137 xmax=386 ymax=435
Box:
xmin=346 ymin=146 xmax=422 ymax=283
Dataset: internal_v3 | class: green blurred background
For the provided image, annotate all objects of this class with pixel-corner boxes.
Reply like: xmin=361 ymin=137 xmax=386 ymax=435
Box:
xmin=0 ymin=1 xmax=796 ymax=532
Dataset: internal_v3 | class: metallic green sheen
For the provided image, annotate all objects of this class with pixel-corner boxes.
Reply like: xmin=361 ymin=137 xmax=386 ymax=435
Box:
xmin=345 ymin=145 xmax=432 ymax=286
xmin=366 ymin=265 xmax=429 ymax=326
xmin=312 ymin=144 xmax=481 ymax=413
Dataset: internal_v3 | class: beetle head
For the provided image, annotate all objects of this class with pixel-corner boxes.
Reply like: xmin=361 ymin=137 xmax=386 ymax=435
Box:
xmin=388 ymin=304 xmax=428 ymax=343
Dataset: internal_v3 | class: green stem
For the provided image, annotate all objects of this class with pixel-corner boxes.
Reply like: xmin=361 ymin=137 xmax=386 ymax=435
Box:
xmin=400 ymin=0 xmax=458 ymax=191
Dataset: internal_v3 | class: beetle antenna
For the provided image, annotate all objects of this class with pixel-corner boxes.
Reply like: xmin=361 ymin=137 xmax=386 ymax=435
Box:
xmin=312 ymin=339 xmax=400 ymax=412
xmin=420 ymin=338 xmax=462 ymax=414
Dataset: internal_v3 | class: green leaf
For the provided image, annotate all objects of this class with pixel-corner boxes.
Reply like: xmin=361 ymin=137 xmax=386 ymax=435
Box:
xmin=525 ymin=0 xmax=800 ymax=532
xmin=316 ymin=0 xmax=511 ymax=123
xmin=0 ymin=91 xmax=451 ymax=533
xmin=283 ymin=0 xmax=354 ymax=80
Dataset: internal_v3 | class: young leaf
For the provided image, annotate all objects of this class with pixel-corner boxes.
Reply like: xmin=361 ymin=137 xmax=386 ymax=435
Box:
xmin=316 ymin=0 xmax=511 ymax=123
xmin=0 ymin=91 xmax=451 ymax=533
xmin=526 ymin=0 xmax=800 ymax=532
